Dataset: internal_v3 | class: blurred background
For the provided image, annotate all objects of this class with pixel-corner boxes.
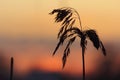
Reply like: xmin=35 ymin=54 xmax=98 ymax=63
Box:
xmin=0 ymin=0 xmax=120 ymax=80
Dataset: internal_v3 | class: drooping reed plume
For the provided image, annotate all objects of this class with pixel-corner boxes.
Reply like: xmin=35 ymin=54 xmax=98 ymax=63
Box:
xmin=50 ymin=7 xmax=106 ymax=80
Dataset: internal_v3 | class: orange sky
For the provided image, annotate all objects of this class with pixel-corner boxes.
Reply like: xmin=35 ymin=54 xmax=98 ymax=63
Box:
xmin=0 ymin=0 xmax=120 ymax=40
xmin=0 ymin=0 xmax=120 ymax=75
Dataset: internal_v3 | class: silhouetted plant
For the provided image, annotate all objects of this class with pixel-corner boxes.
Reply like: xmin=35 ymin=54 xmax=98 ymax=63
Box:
xmin=10 ymin=57 xmax=14 ymax=80
xmin=50 ymin=7 xmax=106 ymax=80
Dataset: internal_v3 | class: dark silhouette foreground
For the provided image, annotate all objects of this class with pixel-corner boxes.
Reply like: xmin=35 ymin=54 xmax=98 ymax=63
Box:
xmin=50 ymin=7 xmax=106 ymax=80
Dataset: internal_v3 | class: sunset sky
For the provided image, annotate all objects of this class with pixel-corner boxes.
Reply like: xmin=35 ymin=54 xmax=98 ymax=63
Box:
xmin=0 ymin=0 xmax=120 ymax=76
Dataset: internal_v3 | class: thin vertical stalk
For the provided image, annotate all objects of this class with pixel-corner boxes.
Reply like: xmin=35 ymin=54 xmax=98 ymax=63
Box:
xmin=74 ymin=10 xmax=82 ymax=31
xmin=10 ymin=57 xmax=14 ymax=80
xmin=82 ymin=48 xmax=85 ymax=80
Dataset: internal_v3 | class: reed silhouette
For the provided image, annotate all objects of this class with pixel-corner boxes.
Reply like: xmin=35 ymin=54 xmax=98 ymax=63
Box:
xmin=50 ymin=7 xmax=106 ymax=80
xmin=10 ymin=57 xmax=14 ymax=80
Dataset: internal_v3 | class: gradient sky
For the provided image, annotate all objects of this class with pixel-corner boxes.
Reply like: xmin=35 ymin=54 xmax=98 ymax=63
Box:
xmin=0 ymin=0 xmax=120 ymax=39
xmin=0 ymin=0 xmax=120 ymax=75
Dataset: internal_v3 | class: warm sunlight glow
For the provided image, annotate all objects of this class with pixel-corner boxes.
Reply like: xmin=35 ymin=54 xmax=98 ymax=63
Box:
xmin=0 ymin=1 xmax=120 ymax=79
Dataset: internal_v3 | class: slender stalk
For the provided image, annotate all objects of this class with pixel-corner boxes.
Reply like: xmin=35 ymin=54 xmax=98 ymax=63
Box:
xmin=74 ymin=10 xmax=82 ymax=31
xmin=82 ymin=48 xmax=85 ymax=80
xmin=10 ymin=57 xmax=14 ymax=80
xmin=70 ymin=7 xmax=82 ymax=30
